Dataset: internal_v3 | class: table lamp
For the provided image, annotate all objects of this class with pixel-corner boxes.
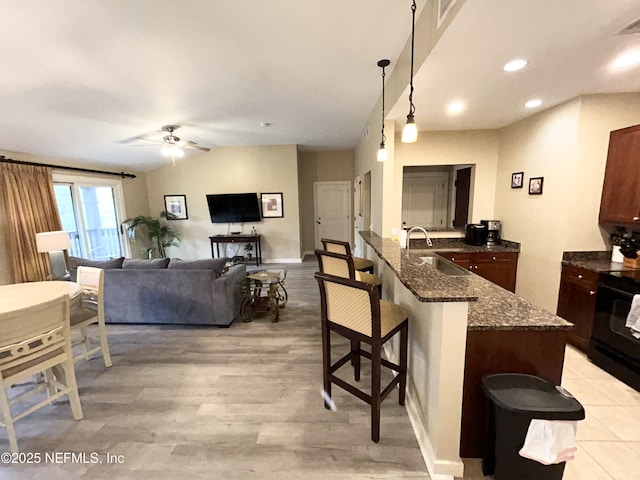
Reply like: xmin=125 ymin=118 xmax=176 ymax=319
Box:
xmin=36 ymin=231 xmax=72 ymax=280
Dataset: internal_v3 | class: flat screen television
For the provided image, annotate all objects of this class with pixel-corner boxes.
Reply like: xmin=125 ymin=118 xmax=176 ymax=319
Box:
xmin=206 ymin=193 xmax=261 ymax=223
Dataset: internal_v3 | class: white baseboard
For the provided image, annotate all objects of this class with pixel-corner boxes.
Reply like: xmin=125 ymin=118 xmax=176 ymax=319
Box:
xmin=383 ymin=344 xmax=463 ymax=480
xmin=262 ymin=258 xmax=303 ymax=264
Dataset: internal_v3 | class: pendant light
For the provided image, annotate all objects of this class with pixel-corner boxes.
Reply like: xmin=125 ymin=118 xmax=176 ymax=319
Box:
xmin=401 ymin=0 xmax=418 ymax=143
xmin=377 ymin=59 xmax=390 ymax=162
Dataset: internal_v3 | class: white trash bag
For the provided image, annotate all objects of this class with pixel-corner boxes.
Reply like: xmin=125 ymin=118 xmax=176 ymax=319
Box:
xmin=518 ymin=419 xmax=578 ymax=465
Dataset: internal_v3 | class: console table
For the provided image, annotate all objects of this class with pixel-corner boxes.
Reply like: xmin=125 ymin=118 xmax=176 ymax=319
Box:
xmin=209 ymin=234 xmax=262 ymax=266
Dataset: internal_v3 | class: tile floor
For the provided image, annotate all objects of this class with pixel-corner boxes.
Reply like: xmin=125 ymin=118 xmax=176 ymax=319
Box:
xmin=560 ymin=345 xmax=640 ymax=480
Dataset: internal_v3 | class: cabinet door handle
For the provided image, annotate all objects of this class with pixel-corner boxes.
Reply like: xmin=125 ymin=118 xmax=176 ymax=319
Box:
xmin=492 ymin=256 xmax=496 ymax=260
xmin=577 ymin=274 xmax=583 ymax=279
xmin=634 ymin=216 xmax=640 ymax=221
xmin=589 ymin=290 xmax=596 ymax=296
xmin=468 ymin=265 xmax=473 ymax=270
xmin=451 ymin=257 xmax=455 ymax=261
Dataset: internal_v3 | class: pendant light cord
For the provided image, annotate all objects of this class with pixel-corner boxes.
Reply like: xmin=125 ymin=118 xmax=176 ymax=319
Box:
xmin=407 ymin=0 xmax=417 ymax=117
xmin=381 ymin=64 xmax=386 ymax=146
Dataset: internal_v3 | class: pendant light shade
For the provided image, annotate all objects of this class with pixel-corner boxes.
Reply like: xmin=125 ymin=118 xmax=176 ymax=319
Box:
xmin=402 ymin=0 xmax=418 ymax=144
xmin=377 ymin=59 xmax=390 ymax=162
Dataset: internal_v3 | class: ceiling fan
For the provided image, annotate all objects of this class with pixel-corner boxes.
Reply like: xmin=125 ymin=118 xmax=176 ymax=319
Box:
xmin=134 ymin=125 xmax=211 ymax=164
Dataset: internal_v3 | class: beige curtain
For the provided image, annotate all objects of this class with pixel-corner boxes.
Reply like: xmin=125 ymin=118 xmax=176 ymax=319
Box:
xmin=0 ymin=163 xmax=63 ymax=282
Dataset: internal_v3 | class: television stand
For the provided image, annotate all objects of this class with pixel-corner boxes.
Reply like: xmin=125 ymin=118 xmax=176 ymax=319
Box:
xmin=210 ymin=234 xmax=262 ymax=267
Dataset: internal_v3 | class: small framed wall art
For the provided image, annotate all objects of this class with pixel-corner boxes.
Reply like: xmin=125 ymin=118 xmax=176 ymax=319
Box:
xmin=164 ymin=194 xmax=188 ymax=219
xmin=261 ymin=192 xmax=284 ymax=218
xmin=528 ymin=177 xmax=544 ymax=195
xmin=511 ymin=172 xmax=524 ymax=189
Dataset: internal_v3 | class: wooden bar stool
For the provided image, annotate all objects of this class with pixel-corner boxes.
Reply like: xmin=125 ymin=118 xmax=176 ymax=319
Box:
xmin=315 ymin=249 xmax=382 ymax=296
xmin=314 ymin=271 xmax=409 ymax=443
xmin=321 ymin=238 xmax=375 ymax=274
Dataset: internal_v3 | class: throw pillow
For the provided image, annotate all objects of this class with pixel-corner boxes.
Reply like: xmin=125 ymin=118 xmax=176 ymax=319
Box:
xmin=168 ymin=258 xmax=228 ymax=277
xmin=122 ymin=258 xmax=170 ymax=269
xmin=68 ymin=256 xmax=125 ymax=270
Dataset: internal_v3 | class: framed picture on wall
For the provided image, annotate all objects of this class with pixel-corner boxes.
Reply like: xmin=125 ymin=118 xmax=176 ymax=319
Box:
xmin=511 ymin=172 xmax=524 ymax=189
xmin=528 ymin=177 xmax=544 ymax=195
xmin=261 ymin=192 xmax=283 ymax=218
xmin=164 ymin=194 xmax=188 ymax=219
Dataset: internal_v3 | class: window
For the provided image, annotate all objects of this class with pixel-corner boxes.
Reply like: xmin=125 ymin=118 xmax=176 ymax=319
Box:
xmin=53 ymin=174 xmax=129 ymax=260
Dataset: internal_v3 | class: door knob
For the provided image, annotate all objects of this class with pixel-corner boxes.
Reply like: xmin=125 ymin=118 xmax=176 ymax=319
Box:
xmin=317 ymin=221 xmax=321 ymax=224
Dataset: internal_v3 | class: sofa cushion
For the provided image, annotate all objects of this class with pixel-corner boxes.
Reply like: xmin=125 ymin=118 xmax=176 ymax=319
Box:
xmin=122 ymin=258 xmax=170 ymax=269
xmin=168 ymin=258 xmax=228 ymax=277
xmin=68 ymin=256 xmax=124 ymax=270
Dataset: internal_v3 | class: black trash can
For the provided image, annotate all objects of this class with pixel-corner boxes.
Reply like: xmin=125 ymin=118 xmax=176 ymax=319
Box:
xmin=482 ymin=373 xmax=585 ymax=480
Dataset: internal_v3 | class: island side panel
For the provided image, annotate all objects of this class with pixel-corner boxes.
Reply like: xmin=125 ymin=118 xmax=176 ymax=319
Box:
xmin=460 ymin=328 xmax=568 ymax=458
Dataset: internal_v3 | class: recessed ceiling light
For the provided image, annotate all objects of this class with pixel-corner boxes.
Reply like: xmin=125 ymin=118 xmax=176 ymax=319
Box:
xmin=610 ymin=50 xmax=640 ymax=71
xmin=260 ymin=122 xmax=272 ymax=127
xmin=503 ymin=59 xmax=528 ymax=72
xmin=525 ymin=99 xmax=542 ymax=109
xmin=447 ymin=101 xmax=465 ymax=114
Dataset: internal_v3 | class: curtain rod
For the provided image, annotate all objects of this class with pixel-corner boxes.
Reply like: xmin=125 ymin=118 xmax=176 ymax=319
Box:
xmin=0 ymin=155 xmax=137 ymax=179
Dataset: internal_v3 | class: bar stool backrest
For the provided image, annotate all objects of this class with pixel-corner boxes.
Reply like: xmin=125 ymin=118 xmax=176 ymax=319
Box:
xmin=321 ymin=238 xmax=352 ymax=256
xmin=315 ymin=249 xmax=356 ymax=280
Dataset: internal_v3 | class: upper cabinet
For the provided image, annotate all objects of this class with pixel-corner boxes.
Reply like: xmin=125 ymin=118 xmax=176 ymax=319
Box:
xmin=599 ymin=124 xmax=640 ymax=225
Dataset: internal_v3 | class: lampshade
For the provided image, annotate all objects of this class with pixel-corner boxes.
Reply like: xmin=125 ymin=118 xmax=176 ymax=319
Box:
xmin=401 ymin=116 xmax=418 ymax=143
xmin=36 ymin=231 xmax=71 ymax=253
xmin=377 ymin=145 xmax=388 ymax=162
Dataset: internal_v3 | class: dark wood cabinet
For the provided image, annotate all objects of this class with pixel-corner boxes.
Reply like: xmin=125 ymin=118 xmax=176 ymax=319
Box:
xmin=556 ymin=264 xmax=599 ymax=352
xmin=437 ymin=251 xmax=518 ymax=292
xmin=599 ymin=124 xmax=640 ymax=225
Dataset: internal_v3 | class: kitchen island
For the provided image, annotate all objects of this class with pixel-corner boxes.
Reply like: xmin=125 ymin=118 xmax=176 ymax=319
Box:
xmin=359 ymin=232 xmax=572 ymax=479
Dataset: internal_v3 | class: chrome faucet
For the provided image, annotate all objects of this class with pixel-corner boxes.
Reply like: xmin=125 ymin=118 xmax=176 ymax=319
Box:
xmin=406 ymin=226 xmax=433 ymax=253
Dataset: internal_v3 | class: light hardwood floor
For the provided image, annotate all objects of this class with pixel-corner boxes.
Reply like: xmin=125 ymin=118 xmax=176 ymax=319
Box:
xmin=3 ymin=258 xmax=639 ymax=479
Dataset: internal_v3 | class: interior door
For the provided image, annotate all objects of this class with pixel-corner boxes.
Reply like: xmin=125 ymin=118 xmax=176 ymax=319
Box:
xmin=314 ymin=181 xmax=351 ymax=249
xmin=453 ymin=167 xmax=472 ymax=227
xmin=402 ymin=172 xmax=449 ymax=228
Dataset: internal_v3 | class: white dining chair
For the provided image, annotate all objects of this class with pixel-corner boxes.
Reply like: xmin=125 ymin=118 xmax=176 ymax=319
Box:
xmin=0 ymin=294 xmax=83 ymax=453
xmin=71 ymin=266 xmax=112 ymax=367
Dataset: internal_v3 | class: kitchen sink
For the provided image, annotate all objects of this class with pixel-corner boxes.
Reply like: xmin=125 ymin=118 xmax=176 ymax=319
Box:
xmin=419 ymin=256 xmax=470 ymax=276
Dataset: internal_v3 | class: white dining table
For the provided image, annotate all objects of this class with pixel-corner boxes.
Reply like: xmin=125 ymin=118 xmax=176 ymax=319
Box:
xmin=0 ymin=280 xmax=82 ymax=314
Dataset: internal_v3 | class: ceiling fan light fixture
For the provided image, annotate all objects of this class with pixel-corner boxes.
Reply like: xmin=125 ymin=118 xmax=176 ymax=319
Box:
xmin=161 ymin=145 xmax=184 ymax=158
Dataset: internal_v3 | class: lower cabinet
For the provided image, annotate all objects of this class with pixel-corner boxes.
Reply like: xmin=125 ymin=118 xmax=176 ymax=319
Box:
xmin=437 ymin=252 xmax=518 ymax=292
xmin=556 ymin=264 xmax=599 ymax=352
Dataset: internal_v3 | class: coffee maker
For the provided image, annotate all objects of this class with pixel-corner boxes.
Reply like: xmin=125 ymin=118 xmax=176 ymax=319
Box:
xmin=480 ymin=220 xmax=501 ymax=246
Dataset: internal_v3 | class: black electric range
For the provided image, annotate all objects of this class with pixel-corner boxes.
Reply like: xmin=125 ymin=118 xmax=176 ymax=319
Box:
xmin=589 ymin=271 xmax=640 ymax=392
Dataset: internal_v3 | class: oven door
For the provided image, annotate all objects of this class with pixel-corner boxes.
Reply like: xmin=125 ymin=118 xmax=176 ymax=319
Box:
xmin=592 ymin=276 xmax=640 ymax=360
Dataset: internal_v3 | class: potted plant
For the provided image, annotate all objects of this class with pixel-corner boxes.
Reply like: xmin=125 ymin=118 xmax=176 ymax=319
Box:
xmin=244 ymin=243 xmax=254 ymax=260
xmin=123 ymin=211 xmax=181 ymax=258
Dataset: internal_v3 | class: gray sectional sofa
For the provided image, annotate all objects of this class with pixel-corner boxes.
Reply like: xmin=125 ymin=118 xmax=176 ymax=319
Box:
xmin=68 ymin=256 xmax=246 ymax=326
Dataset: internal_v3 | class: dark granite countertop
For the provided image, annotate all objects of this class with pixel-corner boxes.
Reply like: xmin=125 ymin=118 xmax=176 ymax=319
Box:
xmin=561 ymin=251 xmax=632 ymax=274
xmin=360 ymin=231 xmax=572 ymax=331
xmin=407 ymin=237 xmax=520 ymax=253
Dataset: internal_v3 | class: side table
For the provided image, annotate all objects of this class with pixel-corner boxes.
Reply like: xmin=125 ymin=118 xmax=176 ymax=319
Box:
xmin=209 ymin=234 xmax=262 ymax=266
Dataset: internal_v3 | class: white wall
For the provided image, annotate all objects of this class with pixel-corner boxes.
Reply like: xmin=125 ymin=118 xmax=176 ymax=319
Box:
xmin=393 ymin=130 xmax=500 ymax=232
xmin=495 ymin=93 xmax=640 ymax=312
xmin=143 ymin=145 xmax=302 ymax=263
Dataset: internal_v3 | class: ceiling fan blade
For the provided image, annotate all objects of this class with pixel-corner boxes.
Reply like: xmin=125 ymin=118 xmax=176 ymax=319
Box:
xmin=183 ymin=140 xmax=211 ymax=152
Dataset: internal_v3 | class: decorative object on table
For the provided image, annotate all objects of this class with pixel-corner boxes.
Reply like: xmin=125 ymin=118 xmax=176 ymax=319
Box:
xmin=36 ymin=230 xmax=72 ymax=280
xmin=511 ymin=172 xmax=524 ymax=189
xmin=244 ymin=243 xmax=253 ymax=260
xmin=261 ymin=192 xmax=284 ymax=218
xmin=163 ymin=195 xmax=188 ymax=220
xmin=122 ymin=211 xmax=181 ymax=258
xmin=528 ymin=177 xmax=544 ymax=195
